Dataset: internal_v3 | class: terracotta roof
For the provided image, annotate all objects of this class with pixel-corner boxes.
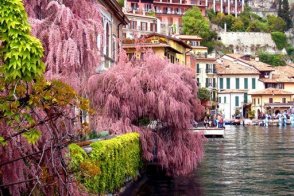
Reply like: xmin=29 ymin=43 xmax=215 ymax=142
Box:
xmin=143 ymin=33 xmax=192 ymax=49
xmin=122 ymin=43 xmax=169 ymax=49
xmin=260 ymin=65 xmax=294 ymax=83
xmin=218 ymin=89 xmax=248 ymax=94
xmin=249 ymin=88 xmax=294 ymax=95
xmin=225 ymin=54 xmax=274 ymax=72
xmin=196 ymin=58 xmax=217 ymax=62
xmin=175 ymin=34 xmax=202 ymax=40
xmin=216 ymin=59 xmax=260 ymax=75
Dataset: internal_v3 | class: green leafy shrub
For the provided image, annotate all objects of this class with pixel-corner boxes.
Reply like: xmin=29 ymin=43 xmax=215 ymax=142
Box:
xmin=258 ymin=52 xmax=286 ymax=66
xmin=0 ymin=0 xmax=44 ymax=81
xmin=271 ymin=32 xmax=288 ymax=50
xmin=69 ymin=132 xmax=141 ymax=194
xmin=198 ymin=87 xmax=211 ymax=101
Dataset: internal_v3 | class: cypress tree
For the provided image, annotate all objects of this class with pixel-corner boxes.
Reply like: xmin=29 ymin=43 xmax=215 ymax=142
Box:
xmin=282 ymin=0 xmax=292 ymax=29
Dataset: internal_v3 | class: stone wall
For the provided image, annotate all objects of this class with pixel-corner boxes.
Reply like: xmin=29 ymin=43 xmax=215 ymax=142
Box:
xmin=218 ymin=32 xmax=278 ymax=55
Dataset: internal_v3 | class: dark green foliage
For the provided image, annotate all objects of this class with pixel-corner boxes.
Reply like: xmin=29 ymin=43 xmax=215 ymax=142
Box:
xmin=117 ymin=0 xmax=124 ymax=7
xmin=258 ymin=52 xmax=286 ymax=66
xmin=209 ymin=5 xmax=287 ymax=33
xmin=198 ymin=87 xmax=211 ymax=101
xmin=271 ymin=32 xmax=288 ymax=50
xmin=0 ymin=0 xmax=45 ymax=81
xmin=69 ymin=133 xmax=141 ymax=194
xmin=278 ymin=0 xmax=292 ymax=30
xmin=182 ymin=7 xmax=217 ymax=53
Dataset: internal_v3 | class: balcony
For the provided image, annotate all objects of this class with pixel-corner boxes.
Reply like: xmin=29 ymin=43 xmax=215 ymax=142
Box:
xmin=206 ymin=69 xmax=216 ymax=74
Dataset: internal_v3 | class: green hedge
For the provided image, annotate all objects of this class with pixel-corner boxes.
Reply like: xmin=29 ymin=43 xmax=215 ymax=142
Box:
xmin=271 ymin=32 xmax=288 ymax=50
xmin=69 ymin=132 xmax=141 ymax=194
xmin=258 ymin=52 xmax=286 ymax=66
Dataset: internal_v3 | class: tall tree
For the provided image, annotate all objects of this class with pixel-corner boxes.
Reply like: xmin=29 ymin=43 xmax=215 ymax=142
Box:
xmin=282 ymin=0 xmax=292 ymax=29
xmin=278 ymin=0 xmax=292 ymax=30
xmin=88 ymin=50 xmax=206 ymax=176
xmin=182 ymin=7 xmax=211 ymax=40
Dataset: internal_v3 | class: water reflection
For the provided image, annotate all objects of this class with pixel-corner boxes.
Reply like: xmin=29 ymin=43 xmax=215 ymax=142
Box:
xmin=125 ymin=126 xmax=294 ymax=196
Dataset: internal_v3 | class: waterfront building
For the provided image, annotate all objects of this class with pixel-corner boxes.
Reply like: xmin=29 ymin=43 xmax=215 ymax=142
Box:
xmin=122 ymin=13 xmax=161 ymax=39
xmin=174 ymin=35 xmax=218 ymax=109
xmin=249 ymin=88 xmax=294 ymax=117
xmin=124 ymin=0 xmax=245 ymax=35
xmin=122 ymin=33 xmax=191 ymax=65
xmin=97 ymin=0 xmax=129 ymax=70
xmin=216 ymin=56 xmax=263 ymax=119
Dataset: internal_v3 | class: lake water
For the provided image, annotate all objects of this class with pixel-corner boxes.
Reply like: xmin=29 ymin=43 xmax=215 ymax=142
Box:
xmin=124 ymin=125 xmax=294 ymax=196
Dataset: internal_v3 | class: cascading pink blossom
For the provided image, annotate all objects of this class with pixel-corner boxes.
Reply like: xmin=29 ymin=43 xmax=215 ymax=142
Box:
xmin=23 ymin=0 xmax=102 ymax=94
xmin=88 ymin=50 xmax=206 ymax=175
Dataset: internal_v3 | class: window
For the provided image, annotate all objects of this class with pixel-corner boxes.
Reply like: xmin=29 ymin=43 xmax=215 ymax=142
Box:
xmin=112 ymin=37 xmax=116 ymax=60
xmin=252 ymin=78 xmax=256 ymax=89
xmin=269 ymin=98 xmax=273 ymax=103
xmin=105 ymin=23 xmax=110 ymax=57
xmin=130 ymin=21 xmax=137 ymax=29
xmin=205 ymin=64 xmax=215 ymax=73
xmin=244 ymin=93 xmax=248 ymax=104
xmin=235 ymin=96 xmax=239 ymax=106
xmin=224 ymin=96 xmax=227 ymax=103
xmin=197 ymin=78 xmax=200 ymax=86
xmin=206 ymin=78 xmax=213 ymax=87
xmin=219 ymin=97 xmax=222 ymax=103
xmin=244 ymin=78 xmax=248 ymax=89
xmin=127 ymin=53 xmax=134 ymax=61
xmin=131 ymin=3 xmax=138 ymax=10
xmin=226 ymin=78 xmax=230 ymax=89
xmin=220 ymin=78 xmax=224 ymax=89
xmin=236 ymin=78 xmax=240 ymax=89
xmin=196 ymin=64 xmax=200 ymax=73
xmin=141 ymin=22 xmax=147 ymax=31
xmin=150 ymin=23 xmax=157 ymax=32
xmin=282 ymin=98 xmax=286 ymax=103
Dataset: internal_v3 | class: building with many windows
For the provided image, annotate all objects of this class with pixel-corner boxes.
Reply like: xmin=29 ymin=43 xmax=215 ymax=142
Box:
xmin=122 ymin=33 xmax=191 ymax=65
xmin=97 ymin=0 xmax=129 ymax=71
xmin=249 ymin=88 xmax=294 ymax=118
xmin=216 ymin=57 xmax=263 ymax=119
xmin=122 ymin=13 xmax=161 ymax=38
xmin=124 ymin=0 xmax=245 ymax=35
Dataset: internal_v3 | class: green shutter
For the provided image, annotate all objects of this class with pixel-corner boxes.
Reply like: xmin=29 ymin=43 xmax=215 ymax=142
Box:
xmin=213 ymin=64 xmax=216 ymax=73
xmin=196 ymin=64 xmax=200 ymax=73
xmin=244 ymin=93 xmax=248 ymax=104
xmin=244 ymin=78 xmax=248 ymax=89
xmin=220 ymin=78 xmax=223 ymax=89
xmin=206 ymin=78 xmax=209 ymax=87
xmin=206 ymin=64 xmax=209 ymax=73
xmin=224 ymin=96 xmax=226 ymax=103
xmin=213 ymin=78 xmax=216 ymax=88
xmin=219 ymin=97 xmax=221 ymax=103
xmin=252 ymin=78 xmax=256 ymax=89
xmin=226 ymin=78 xmax=230 ymax=89
xmin=235 ymin=96 xmax=239 ymax=106
xmin=236 ymin=78 xmax=240 ymax=89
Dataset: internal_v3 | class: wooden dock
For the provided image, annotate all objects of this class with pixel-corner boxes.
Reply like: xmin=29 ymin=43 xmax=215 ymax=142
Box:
xmin=192 ymin=127 xmax=225 ymax=138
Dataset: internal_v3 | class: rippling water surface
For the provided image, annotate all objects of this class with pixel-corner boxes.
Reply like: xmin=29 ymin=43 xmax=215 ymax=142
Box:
xmin=127 ymin=125 xmax=294 ymax=196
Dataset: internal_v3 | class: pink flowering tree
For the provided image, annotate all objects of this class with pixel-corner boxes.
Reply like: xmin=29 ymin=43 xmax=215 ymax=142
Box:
xmin=0 ymin=0 xmax=100 ymax=195
xmin=23 ymin=0 xmax=102 ymax=93
xmin=88 ymin=50 xmax=206 ymax=175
